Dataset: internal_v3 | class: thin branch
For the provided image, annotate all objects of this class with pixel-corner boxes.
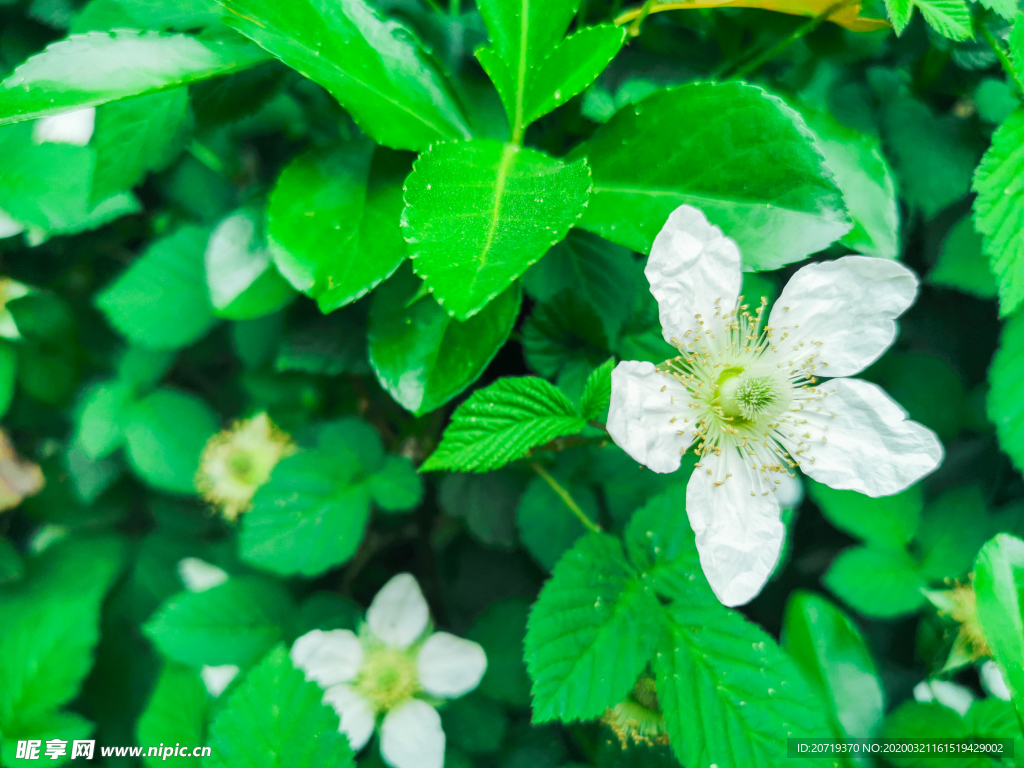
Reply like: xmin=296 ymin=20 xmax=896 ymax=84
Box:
xmin=531 ymin=462 xmax=602 ymax=534
xmin=627 ymin=0 xmax=660 ymax=36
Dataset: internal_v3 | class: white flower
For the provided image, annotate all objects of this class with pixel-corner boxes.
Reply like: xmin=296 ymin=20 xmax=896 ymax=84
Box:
xmin=177 ymin=557 xmax=229 ymax=593
xmin=913 ymin=679 xmax=975 ymax=715
xmin=980 ymin=661 xmax=1012 ymax=701
xmin=608 ymin=205 xmax=943 ymax=607
xmin=32 ymin=108 xmax=95 ymax=146
xmin=290 ymin=573 xmax=486 ymax=768
xmin=200 ymin=664 xmax=239 ymax=698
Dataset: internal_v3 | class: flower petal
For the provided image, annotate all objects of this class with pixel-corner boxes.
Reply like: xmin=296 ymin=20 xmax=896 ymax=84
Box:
xmin=322 ymin=684 xmax=376 ymax=751
xmin=646 ymin=204 xmax=742 ymax=344
xmin=784 ymin=378 xmax=943 ymax=497
xmin=380 ymin=700 xmax=445 ymax=768
xmin=176 ymin=557 xmax=229 ymax=593
xmin=913 ymin=680 xmax=975 ymax=716
xmin=200 ymin=664 xmax=239 ymax=698
xmin=416 ymin=632 xmax=487 ymax=699
xmin=768 ymin=256 xmax=918 ymax=378
xmin=32 ymin=107 xmax=96 ymax=146
xmin=608 ymin=360 xmax=694 ymax=474
xmin=686 ymin=451 xmax=785 ymax=607
xmin=367 ymin=573 xmax=430 ymax=649
xmin=290 ymin=629 xmax=363 ymax=688
xmin=981 ymin=661 xmax=1012 ymax=701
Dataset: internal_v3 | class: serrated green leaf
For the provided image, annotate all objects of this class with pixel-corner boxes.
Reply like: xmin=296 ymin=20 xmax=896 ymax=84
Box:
xmin=368 ymin=264 xmax=521 ymax=416
xmin=268 ymin=143 xmax=409 ymax=313
xmin=884 ymin=0 xmax=972 ymax=38
xmin=973 ymin=534 xmax=1024 ymax=712
xmin=97 ymin=226 xmax=219 ymax=350
xmin=988 ymin=311 xmax=1024 ymax=474
xmin=122 ymin=388 xmax=220 ymax=494
xmin=204 ymin=646 xmax=355 ymax=768
xmin=973 ymin=108 xmax=1024 ymax=317
xmin=517 ymin=471 xmax=593 ymax=570
xmin=929 ymin=215 xmax=997 ymax=299
xmin=91 ymin=88 xmax=191 ymax=203
xmin=240 ymin=419 xmax=386 ymax=576
xmin=205 ymin=207 xmax=295 ymax=321
xmin=807 ymin=479 xmax=922 ymax=547
xmin=572 ymin=83 xmax=851 ymax=270
xmin=782 ymin=591 xmax=885 ymax=739
xmin=580 ymin=358 xmax=613 ymax=422
xmin=144 ymin=577 xmax=293 ymax=667
xmin=522 ymin=230 xmax=637 ymax=340
xmin=525 ymin=533 xmax=661 ymax=723
xmin=0 ymin=536 xmax=124 ymax=731
xmin=403 ymin=140 xmax=591 ymax=320
xmin=824 ymin=545 xmax=926 ymax=618
xmin=0 ymin=31 xmax=269 ymax=125
xmin=137 ymin=664 xmax=209 ymax=768
xmin=422 ymin=377 xmax=585 ymax=472
xmin=217 ymin=0 xmax=469 ymax=151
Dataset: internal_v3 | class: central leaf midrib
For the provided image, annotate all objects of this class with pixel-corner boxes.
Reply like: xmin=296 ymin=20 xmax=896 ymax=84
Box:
xmin=464 ymin=143 xmax=519 ymax=296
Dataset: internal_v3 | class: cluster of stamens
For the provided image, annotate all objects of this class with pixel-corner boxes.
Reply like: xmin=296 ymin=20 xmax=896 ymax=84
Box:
xmin=657 ymin=296 xmax=831 ymax=495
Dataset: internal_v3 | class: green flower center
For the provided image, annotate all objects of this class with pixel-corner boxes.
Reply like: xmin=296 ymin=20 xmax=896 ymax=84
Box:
xmin=717 ymin=368 xmax=789 ymax=423
xmin=355 ymin=648 xmax=419 ymax=712
xmin=228 ymin=451 xmax=257 ymax=483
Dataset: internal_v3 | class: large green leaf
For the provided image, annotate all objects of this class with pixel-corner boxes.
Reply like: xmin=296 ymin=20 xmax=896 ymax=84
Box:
xmin=973 ymin=108 xmax=1024 ymax=317
xmin=421 ymin=377 xmax=585 ymax=472
xmin=988 ymin=311 xmax=1024 ymax=473
xmin=807 ymin=479 xmax=922 ymax=548
xmin=0 ymin=536 xmax=124 ymax=732
xmin=524 ymin=533 xmax=661 ymax=723
xmin=137 ymin=664 xmax=210 ymax=768
xmin=782 ymin=591 xmax=885 ymax=739
xmin=973 ymin=534 xmax=1024 ymax=713
xmin=368 ymin=264 xmax=521 ymax=416
xmin=144 ymin=577 xmax=293 ymax=668
xmin=0 ymin=31 xmax=268 ymax=125
xmin=883 ymin=0 xmax=972 ymax=39
xmin=403 ymin=139 xmax=591 ymax=319
xmin=96 ymin=225 xmax=219 ymax=350
xmin=204 ymin=646 xmax=355 ymax=768
xmin=268 ymin=142 xmax=408 ymax=313
xmin=122 ymin=388 xmax=220 ymax=494
xmin=571 ymin=83 xmax=851 ymax=270
xmin=217 ymin=0 xmax=469 ymax=151
xmin=823 ymin=545 xmax=927 ymax=618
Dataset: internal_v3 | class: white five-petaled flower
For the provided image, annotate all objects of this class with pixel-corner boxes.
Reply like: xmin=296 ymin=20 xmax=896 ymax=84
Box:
xmin=607 ymin=205 xmax=943 ymax=607
xmin=290 ymin=573 xmax=486 ymax=768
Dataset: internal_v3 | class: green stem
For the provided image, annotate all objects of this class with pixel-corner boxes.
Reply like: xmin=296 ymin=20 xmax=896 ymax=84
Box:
xmin=627 ymin=0 xmax=659 ymax=36
xmin=725 ymin=0 xmax=854 ymax=80
xmin=978 ymin=20 xmax=1024 ymax=96
xmin=531 ymin=463 xmax=602 ymax=534
xmin=187 ymin=140 xmax=226 ymax=176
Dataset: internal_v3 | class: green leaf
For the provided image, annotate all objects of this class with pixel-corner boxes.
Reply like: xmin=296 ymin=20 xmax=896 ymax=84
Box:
xmin=782 ymin=591 xmax=885 ymax=739
xmin=988 ymin=311 xmax=1024 ymax=474
xmin=0 ymin=537 xmax=23 ymax=585
xmin=572 ymin=83 xmax=851 ymax=270
xmin=973 ymin=108 xmax=1024 ymax=317
xmin=917 ymin=485 xmax=992 ymax=581
xmin=2 ymin=711 xmax=93 ymax=767
xmin=122 ymin=388 xmax=220 ymax=494
xmin=579 ymin=358 xmax=613 ymax=422
xmin=217 ymin=0 xmax=469 ymax=151
xmin=268 ymin=143 xmax=408 ymax=313
xmin=524 ymin=533 xmax=661 ymax=723
xmin=883 ymin=702 xmax=971 ymax=767
xmin=402 ymin=140 xmax=591 ymax=319
xmin=73 ymin=380 xmax=133 ymax=460
xmin=628 ymin=489 xmax=836 ymax=768
xmin=0 ymin=536 xmax=124 ymax=731
xmin=807 ymin=479 xmax=922 ymax=547
xmin=883 ymin=0 xmax=973 ymax=39
xmin=368 ymin=455 xmax=423 ymax=513
xmin=421 ymin=377 xmax=585 ymax=472
xmin=522 ymin=290 xmax=610 ymax=379
xmin=137 ymin=664 xmax=209 ymax=768
xmin=929 ymin=215 xmax=997 ymax=299
xmin=522 ymin=230 xmax=637 ymax=339
xmin=517 ymin=472 xmax=593 ymax=570
xmin=804 ymin=110 xmax=899 ymax=259
xmin=96 ymin=225 xmax=219 ymax=350
xmin=439 ymin=470 xmax=522 ymax=550
xmin=204 ymin=645 xmax=355 ymax=768
xmin=0 ymin=31 xmax=269 ymax=125
xmin=240 ymin=419 xmax=385 ymax=576
xmin=73 ymin=0 xmax=224 ymax=32
xmin=468 ymin=598 xmax=532 ymax=707
xmin=442 ymin=693 xmax=507 ymax=754
xmin=144 ymin=577 xmax=293 ymax=667
xmin=823 ymin=545 xmax=927 ymax=619
xmin=205 ymin=207 xmax=295 ymax=321
xmin=368 ymin=264 xmax=521 ymax=416
xmin=973 ymin=534 xmax=1024 ymax=712
xmin=0 ymin=342 xmax=17 ymax=420
xmin=91 ymin=87 xmax=191 ymax=203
